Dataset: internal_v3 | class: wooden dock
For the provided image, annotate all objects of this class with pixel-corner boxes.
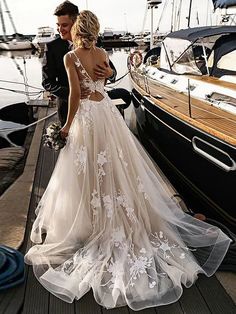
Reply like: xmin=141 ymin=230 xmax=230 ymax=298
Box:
xmin=0 ymin=107 xmax=235 ymax=314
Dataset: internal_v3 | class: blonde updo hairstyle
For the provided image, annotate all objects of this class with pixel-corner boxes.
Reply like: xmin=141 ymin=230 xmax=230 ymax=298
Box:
xmin=71 ymin=10 xmax=100 ymax=49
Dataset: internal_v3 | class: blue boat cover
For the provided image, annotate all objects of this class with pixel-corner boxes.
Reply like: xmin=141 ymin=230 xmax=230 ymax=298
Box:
xmin=212 ymin=0 xmax=236 ymax=9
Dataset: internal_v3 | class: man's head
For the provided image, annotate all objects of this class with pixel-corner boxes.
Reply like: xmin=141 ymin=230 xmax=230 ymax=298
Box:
xmin=54 ymin=1 xmax=79 ymax=41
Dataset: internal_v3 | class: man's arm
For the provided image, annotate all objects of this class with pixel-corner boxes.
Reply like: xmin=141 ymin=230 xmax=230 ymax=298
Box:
xmin=42 ymin=44 xmax=69 ymax=99
xmin=108 ymin=59 xmax=117 ymax=83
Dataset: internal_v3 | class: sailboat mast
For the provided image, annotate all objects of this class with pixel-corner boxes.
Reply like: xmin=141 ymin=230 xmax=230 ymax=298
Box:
xmin=177 ymin=0 xmax=183 ymax=30
xmin=188 ymin=0 xmax=193 ymax=27
xmin=170 ymin=0 xmax=175 ymax=32
xmin=3 ymin=0 xmax=17 ymax=34
xmin=0 ymin=0 xmax=7 ymax=39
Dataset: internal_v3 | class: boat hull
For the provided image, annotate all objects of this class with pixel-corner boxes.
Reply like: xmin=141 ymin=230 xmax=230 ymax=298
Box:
xmin=131 ymin=87 xmax=236 ymax=229
xmin=0 ymin=40 xmax=32 ymax=51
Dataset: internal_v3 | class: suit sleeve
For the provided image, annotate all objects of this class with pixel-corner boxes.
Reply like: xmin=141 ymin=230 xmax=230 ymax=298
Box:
xmin=42 ymin=44 xmax=69 ymax=99
xmin=108 ymin=59 xmax=117 ymax=83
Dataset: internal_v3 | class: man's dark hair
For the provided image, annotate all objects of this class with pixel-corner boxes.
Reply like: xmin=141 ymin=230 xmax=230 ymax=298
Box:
xmin=54 ymin=1 xmax=79 ymax=21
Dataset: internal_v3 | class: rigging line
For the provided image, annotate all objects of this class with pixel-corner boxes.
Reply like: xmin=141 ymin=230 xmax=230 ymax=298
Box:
xmin=0 ymin=79 xmax=44 ymax=90
xmin=0 ymin=0 xmax=7 ymax=40
xmin=177 ymin=0 xmax=183 ymax=30
xmin=141 ymin=2 xmax=148 ymax=33
xmin=3 ymin=0 xmax=17 ymax=34
xmin=22 ymin=57 xmax=30 ymax=104
xmin=0 ymin=87 xmax=43 ymax=95
xmin=156 ymin=0 xmax=168 ymax=31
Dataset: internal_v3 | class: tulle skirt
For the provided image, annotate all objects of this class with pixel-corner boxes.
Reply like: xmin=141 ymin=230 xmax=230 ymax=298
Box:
xmin=25 ymin=94 xmax=231 ymax=310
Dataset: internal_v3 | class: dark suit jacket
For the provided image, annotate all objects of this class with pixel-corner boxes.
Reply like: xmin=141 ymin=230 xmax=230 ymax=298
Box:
xmin=42 ymin=37 xmax=117 ymax=101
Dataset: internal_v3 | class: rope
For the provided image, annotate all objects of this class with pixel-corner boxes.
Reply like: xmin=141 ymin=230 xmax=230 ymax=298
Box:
xmin=0 ymin=111 xmax=57 ymax=147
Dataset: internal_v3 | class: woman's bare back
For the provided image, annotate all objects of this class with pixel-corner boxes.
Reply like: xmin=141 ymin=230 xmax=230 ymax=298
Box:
xmin=73 ymin=47 xmax=107 ymax=102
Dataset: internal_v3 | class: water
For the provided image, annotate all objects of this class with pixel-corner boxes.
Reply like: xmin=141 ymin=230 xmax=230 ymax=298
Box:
xmin=0 ymin=48 xmax=133 ymax=110
xmin=0 ymin=50 xmax=43 ymax=109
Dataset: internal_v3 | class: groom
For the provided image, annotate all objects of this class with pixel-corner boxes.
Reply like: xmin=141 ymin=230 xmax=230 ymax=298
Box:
xmin=42 ymin=0 xmax=131 ymax=125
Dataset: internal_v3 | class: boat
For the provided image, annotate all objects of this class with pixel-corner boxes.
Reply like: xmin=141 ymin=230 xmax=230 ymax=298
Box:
xmin=129 ymin=24 xmax=236 ymax=230
xmin=0 ymin=0 xmax=32 ymax=50
xmin=32 ymin=26 xmax=55 ymax=49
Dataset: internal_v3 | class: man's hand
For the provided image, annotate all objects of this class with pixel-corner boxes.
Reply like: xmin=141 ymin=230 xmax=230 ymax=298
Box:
xmin=94 ymin=61 xmax=113 ymax=80
xmin=80 ymin=86 xmax=91 ymax=99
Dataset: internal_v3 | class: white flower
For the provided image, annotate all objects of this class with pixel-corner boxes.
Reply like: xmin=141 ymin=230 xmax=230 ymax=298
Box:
xmin=97 ymin=151 xmax=107 ymax=165
xmin=91 ymin=190 xmax=101 ymax=208
xmin=149 ymin=281 xmax=157 ymax=289
xmin=103 ymin=194 xmax=113 ymax=218
xmin=112 ymin=228 xmax=125 ymax=247
xmin=140 ymin=248 xmax=146 ymax=254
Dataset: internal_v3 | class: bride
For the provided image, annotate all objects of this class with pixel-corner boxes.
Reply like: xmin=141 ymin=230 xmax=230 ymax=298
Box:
xmin=25 ymin=10 xmax=231 ymax=310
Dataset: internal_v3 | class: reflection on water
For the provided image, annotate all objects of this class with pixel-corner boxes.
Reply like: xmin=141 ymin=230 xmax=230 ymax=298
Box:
xmin=0 ymin=49 xmax=43 ymax=109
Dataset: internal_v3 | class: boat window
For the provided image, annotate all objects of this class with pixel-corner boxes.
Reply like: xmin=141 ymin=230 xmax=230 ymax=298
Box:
xmin=171 ymin=79 xmax=178 ymax=84
xmin=188 ymin=85 xmax=196 ymax=91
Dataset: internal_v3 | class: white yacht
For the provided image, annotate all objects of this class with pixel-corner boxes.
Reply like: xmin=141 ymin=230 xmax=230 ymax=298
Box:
xmin=32 ymin=26 xmax=55 ymax=48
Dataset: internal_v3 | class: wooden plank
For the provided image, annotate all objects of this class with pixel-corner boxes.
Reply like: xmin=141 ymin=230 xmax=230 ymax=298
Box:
xmin=21 ymin=116 xmax=50 ymax=314
xmin=75 ymin=290 xmax=102 ymax=314
xmin=157 ymin=302 xmax=183 ymax=314
xmin=188 ymin=75 xmax=236 ymax=90
xmin=22 ymin=267 xmax=49 ymax=314
xmin=49 ymin=294 xmax=75 ymax=314
xmin=2 ymin=266 xmax=29 ymax=314
xmin=131 ymin=75 xmax=236 ymax=145
xmin=129 ymin=306 xmax=156 ymax=313
xmin=0 ymin=109 xmax=48 ymax=314
xmin=179 ymin=285 xmax=211 ymax=314
xmin=28 ymin=99 xmax=49 ymax=107
xmin=0 ymin=284 xmax=25 ymax=314
xmin=196 ymin=275 xmax=236 ymax=314
xmin=102 ymin=305 xmax=129 ymax=313
xmin=111 ymin=98 xmax=126 ymax=106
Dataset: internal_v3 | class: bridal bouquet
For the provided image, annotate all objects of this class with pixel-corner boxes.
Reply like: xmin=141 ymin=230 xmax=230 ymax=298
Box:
xmin=43 ymin=122 xmax=66 ymax=151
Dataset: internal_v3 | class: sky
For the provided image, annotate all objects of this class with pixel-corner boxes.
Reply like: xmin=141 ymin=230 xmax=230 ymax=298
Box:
xmin=1 ymin=0 xmax=216 ymax=36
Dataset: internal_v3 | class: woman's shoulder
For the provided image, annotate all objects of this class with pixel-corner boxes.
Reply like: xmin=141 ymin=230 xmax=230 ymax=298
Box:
xmin=63 ymin=51 xmax=75 ymax=66
xmin=95 ymin=47 xmax=107 ymax=59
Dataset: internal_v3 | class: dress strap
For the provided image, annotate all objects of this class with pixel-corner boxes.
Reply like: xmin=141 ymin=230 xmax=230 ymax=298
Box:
xmin=72 ymin=51 xmax=81 ymax=66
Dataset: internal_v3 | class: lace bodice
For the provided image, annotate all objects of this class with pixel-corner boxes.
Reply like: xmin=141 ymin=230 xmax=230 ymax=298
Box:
xmin=69 ymin=50 xmax=106 ymax=96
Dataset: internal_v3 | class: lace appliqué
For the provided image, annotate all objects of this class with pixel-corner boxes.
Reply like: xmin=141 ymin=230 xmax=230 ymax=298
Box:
xmin=118 ymin=148 xmax=128 ymax=167
xmin=111 ymin=227 xmax=127 ymax=248
xmin=137 ymin=176 xmax=149 ymax=200
xmin=150 ymin=231 xmax=195 ymax=259
xmin=128 ymin=248 xmax=157 ymax=288
xmin=74 ymin=146 xmax=87 ymax=175
xmin=116 ymin=191 xmax=137 ymax=223
xmin=97 ymin=150 xmax=109 ymax=184
xmin=102 ymin=194 xmax=114 ymax=219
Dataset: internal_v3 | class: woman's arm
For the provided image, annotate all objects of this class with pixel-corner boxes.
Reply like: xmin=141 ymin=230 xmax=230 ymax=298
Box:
xmin=60 ymin=53 xmax=81 ymax=138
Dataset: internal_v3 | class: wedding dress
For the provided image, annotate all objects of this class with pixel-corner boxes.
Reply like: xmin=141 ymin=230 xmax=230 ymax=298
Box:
xmin=25 ymin=50 xmax=231 ymax=310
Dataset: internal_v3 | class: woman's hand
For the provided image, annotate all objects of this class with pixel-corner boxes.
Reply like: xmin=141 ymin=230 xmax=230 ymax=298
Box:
xmin=60 ymin=124 xmax=70 ymax=139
